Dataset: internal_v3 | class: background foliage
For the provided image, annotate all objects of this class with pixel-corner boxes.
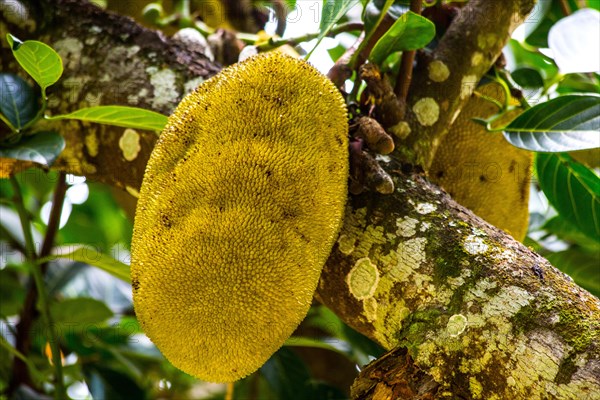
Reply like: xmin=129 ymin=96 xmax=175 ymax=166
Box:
xmin=1 ymin=0 xmax=598 ymax=399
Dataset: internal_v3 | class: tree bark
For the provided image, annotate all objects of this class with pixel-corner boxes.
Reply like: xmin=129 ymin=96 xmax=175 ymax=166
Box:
xmin=1 ymin=1 xmax=598 ymax=399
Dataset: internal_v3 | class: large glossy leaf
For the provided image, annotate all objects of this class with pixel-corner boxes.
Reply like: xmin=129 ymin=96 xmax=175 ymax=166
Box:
xmin=547 ymin=249 xmax=600 ymax=297
xmin=0 ymin=131 xmax=65 ymax=166
xmin=503 ymin=95 xmax=600 ymax=152
xmin=306 ymin=0 xmax=360 ymax=58
xmin=50 ymin=297 xmax=113 ymax=325
xmin=536 ymin=152 xmax=600 ymax=239
xmin=0 ymin=73 xmax=39 ymax=130
xmin=44 ymin=245 xmax=131 ymax=283
xmin=369 ymin=11 xmax=435 ymax=64
xmin=6 ymin=34 xmax=63 ymax=93
xmin=47 ymin=105 xmax=168 ymax=132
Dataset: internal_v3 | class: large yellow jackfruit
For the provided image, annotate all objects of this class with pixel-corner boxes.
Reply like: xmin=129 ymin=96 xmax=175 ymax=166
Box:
xmin=130 ymin=52 xmax=348 ymax=383
xmin=430 ymin=82 xmax=532 ymax=241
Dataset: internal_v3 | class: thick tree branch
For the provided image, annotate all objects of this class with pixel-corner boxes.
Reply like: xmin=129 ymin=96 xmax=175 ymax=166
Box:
xmin=398 ymin=0 xmax=536 ymax=170
xmin=1 ymin=0 xmax=220 ymax=192
xmin=317 ymin=162 xmax=599 ymax=399
xmin=2 ymin=1 xmax=598 ymax=399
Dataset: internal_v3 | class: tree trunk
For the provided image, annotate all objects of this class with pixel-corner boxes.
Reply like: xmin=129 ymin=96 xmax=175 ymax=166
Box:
xmin=2 ymin=1 xmax=598 ymax=399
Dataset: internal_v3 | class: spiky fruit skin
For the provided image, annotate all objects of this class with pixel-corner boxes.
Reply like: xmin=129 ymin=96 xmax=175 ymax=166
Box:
xmin=430 ymin=82 xmax=532 ymax=241
xmin=130 ymin=52 xmax=348 ymax=383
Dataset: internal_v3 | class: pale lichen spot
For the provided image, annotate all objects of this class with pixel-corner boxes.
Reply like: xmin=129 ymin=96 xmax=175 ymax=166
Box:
xmin=184 ymin=76 xmax=206 ymax=95
xmin=363 ymin=297 xmax=378 ymax=322
xmin=464 ymin=234 xmax=488 ymax=255
xmin=460 ymin=75 xmax=478 ymax=99
xmin=119 ymin=128 xmax=141 ymax=161
xmin=447 ymin=314 xmax=468 ymax=337
xmin=389 ymin=121 xmax=411 ymax=139
xmin=469 ymin=376 xmax=484 ymax=399
xmin=428 ymin=60 xmax=450 ymax=82
xmin=390 ymin=237 xmax=428 ymax=279
xmin=413 ymin=98 xmax=440 ymax=126
xmin=347 ymin=258 xmax=380 ymax=300
xmin=337 ymin=234 xmax=356 ymax=255
xmin=126 ymin=186 xmax=140 ymax=198
xmin=420 ymin=221 xmax=431 ymax=232
xmin=506 ymin=376 xmax=516 ymax=386
xmin=471 ymin=52 xmax=484 ymax=67
xmin=53 ymin=38 xmax=84 ymax=70
xmin=415 ymin=202 xmax=436 ymax=214
xmin=146 ymin=67 xmax=180 ymax=109
xmin=84 ymin=131 xmax=99 ymax=157
xmin=396 ymin=216 xmax=419 ymax=237
xmin=483 ymin=285 xmax=533 ymax=318
xmin=477 ymin=33 xmax=497 ymax=50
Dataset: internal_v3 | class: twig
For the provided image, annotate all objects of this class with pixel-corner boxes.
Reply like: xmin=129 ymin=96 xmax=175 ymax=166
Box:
xmin=257 ymin=22 xmax=364 ymax=51
xmin=394 ymin=0 xmax=423 ymax=100
xmin=9 ymin=174 xmax=67 ymax=400
xmin=558 ymin=0 xmax=571 ymax=16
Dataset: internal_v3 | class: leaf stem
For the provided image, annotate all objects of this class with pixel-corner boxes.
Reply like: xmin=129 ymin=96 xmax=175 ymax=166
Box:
xmin=9 ymin=175 xmax=66 ymax=400
xmin=394 ymin=0 xmax=423 ymax=100
xmin=348 ymin=0 xmax=395 ymax=68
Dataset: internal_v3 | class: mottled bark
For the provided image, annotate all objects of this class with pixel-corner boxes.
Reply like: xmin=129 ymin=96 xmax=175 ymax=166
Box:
xmin=317 ymin=163 xmax=600 ymax=399
xmin=2 ymin=1 xmax=599 ymax=399
xmin=1 ymin=0 xmax=220 ymax=192
xmin=398 ymin=0 xmax=536 ymax=170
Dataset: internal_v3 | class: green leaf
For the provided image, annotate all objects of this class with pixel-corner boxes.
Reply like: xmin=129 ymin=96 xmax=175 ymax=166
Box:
xmin=547 ymin=249 xmax=600 ymax=297
xmin=507 ymin=39 xmax=558 ymax=87
xmin=369 ymin=11 xmax=435 ymax=64
xmin=284 ymin=336 xmax=349 ymax=358
xmin=536 ymin=152 xmax=600 ymax=239
xmin=6 ymin=34 xmax=63 ymax=93
xmin=306 ymin=0 xmax=360 ymax=59
xmin=543 ymin=215 xmax=600 ymax=252
xmin=83 ymin=365 xmax=146 ymax=400
xmin=47 ymin=105 xmax=168 ymax=132
xmin=50 ymin=297 xmax=114 ymax=325
xmin=525 ymin=0 xmax=563 ymax=48
xmin=503 ymin=95 xmax=600 ymax=152
xmin=0 ymin=131 xmax=65 ymax=166
xmin=0 ymin=269 xmax=26 ymax=317
xmin=0 ymin=73 xmax=39 ymax=130
xmin=44 ymin=245 xmax=131 ymax=283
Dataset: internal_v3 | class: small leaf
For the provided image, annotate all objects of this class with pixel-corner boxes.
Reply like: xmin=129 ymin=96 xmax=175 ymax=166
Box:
xmin=547 ymin=249 xmax=600 ymax=297
xmin=306 ymin=0 xmax=360 ymax=59
xmin=0 ymin=73 xmax=39 ymax=130
xmin=0 ymin=131 xmax=65 ymax=166
xmin=536 ymin=152 xmax=600 ymax=240
xmin=45 ymin=245 xmax=131 ymax=283
xmin=6 ymin=34 xmax=63 ymax=93
xmin=50 ymin=297 xmax=113 ymax=325
xmin=47 ymin=106 xmax=168 ymax=132
xmin=503 ymin=95 xmax=600 ymax=152
xmin=369 ymin=11 xmax=435 ymax=64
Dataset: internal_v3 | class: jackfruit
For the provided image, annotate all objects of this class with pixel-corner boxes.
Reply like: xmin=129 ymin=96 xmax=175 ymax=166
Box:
xmin=430 ymin=82 xmax=532 ymax=241
xmin=130 ymin=52 xmax=348 ymax=383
